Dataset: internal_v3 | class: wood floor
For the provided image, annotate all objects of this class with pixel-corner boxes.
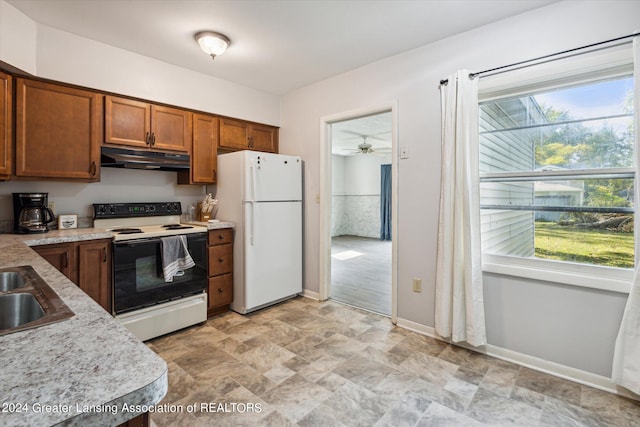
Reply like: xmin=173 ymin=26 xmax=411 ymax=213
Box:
xmin=331 ymin=235 xmax=391 ymax=315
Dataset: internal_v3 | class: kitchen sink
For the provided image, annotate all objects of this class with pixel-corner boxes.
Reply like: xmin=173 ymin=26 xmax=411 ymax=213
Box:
xmin=0 ymin=293 xmax=45 ymax=329
xmin=0 ymin=271 xmax=26 ymax=292
xmin=0 ymin=266 xmax=74 ymax=336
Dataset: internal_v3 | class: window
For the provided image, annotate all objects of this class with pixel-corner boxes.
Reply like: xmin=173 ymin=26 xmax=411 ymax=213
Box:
xmin=479 ymin=72 xmax=635 ymax=272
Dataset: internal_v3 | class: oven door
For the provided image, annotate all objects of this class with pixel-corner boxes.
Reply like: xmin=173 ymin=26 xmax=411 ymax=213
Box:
xmin=113 ymin=232 xmax=207 ymax=314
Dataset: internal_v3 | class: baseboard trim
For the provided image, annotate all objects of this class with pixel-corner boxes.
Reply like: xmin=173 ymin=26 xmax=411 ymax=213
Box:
xmin=395 ymin=317 xmax=634 ymax=398
xmin=300 ymin=289 xmax=320 ymax=300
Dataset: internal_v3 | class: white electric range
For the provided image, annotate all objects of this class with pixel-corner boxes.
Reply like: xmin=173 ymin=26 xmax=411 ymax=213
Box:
xmin=94 ymin=202 xmax=209 ymax=341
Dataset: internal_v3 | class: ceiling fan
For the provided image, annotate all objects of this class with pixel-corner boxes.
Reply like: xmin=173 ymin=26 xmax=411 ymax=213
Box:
xmin=345 ymin=136 xmax=391 ymax=155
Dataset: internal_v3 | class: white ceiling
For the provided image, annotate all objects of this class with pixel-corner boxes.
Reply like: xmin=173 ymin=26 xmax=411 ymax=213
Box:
xmin=332 ymin=112 xmax=393 ymax=156
xmin=7 ymin=0 xmax=557 ymax=95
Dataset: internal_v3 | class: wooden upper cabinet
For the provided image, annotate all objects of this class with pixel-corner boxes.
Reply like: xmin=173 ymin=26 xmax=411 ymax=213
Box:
xmin=178 ymin=113 xmax=218 ymax=185
xmin=104 ymin=95 xmax=191 ymax=153
xmin=251 ymin=123 xmax=278 ymax=153
xmin=151 ymin=105 xmax=191 ymax=152
xmin=15 ymin=79 xmax=102 ymax=181
xmin=219 ymin=117 xmax=278 ymax=153
xmin=0 ymin=72 xmax=11 ymax=180
xmin=219 ymin=118 xmax=250 ymax=151
xmin=105 ymin=96 xmax=151 ymax=148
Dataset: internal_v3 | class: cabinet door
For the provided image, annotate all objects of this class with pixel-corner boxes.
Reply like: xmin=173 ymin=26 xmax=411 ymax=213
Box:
xmin=208 ymin=244 xmax=233 ymax=276
xmin=151 ymin=105 xmax=191 ymax=152
xmin=0 ymin=72 xmax=11 ymax=179
xmin=15 ymin=79 xmax=102 ymax=180
xmin=208 ymin=273 xmax=233 ymax=310
xmin=250 ymin=123 xmax=278 ymax=153
xmin=105 ymin=96 xmax=151 ymax=148
xmin=33 ymin=243 xmax=77 ymax=284
xmin=179 ymin=113 xmax=217 ymax=184
xmin=219 ymin=118 xmax=250 ymax=150
xmin=208 ymin=228 xmax=233 ymax=246
xmin=77 ymin=240 xmax=112 ymax=312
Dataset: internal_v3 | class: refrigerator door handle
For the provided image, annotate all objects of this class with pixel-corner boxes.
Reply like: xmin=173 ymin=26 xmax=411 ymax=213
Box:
xmin=250 ymin=159 xmax=258 ymax=202
xmin=249 ymin=201 xmax=255 ymax=246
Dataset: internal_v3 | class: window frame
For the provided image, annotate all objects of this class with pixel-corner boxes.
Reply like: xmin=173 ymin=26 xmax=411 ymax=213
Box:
xmin=477 ymin=45 xmax=636 ymax=294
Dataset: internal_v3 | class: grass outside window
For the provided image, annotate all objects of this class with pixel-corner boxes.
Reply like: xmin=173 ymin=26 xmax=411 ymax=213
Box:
xmin=534 ymin=221 xmax=634 ymax=268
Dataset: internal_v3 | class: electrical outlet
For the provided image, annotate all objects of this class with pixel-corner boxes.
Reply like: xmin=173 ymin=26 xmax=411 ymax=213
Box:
xmin=412 ymin=278 xmax=422 ymax=293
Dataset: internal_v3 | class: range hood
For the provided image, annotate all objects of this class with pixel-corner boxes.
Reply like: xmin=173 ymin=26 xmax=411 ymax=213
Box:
xmin=101 ymin=147 xmax=190 ymax=171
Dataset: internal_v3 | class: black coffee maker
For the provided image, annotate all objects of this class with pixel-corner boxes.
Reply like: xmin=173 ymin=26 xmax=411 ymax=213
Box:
xmin=13 ymin=193 xmax=55 ymax=234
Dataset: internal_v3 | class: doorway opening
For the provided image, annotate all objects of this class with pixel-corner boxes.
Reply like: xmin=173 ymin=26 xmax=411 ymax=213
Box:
xmin=320 ymin=108 xmax=397 ymax=319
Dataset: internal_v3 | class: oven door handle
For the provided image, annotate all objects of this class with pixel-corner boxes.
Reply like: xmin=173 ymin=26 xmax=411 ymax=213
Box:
xmin=115 ymin=235 xmax=207 ymax=247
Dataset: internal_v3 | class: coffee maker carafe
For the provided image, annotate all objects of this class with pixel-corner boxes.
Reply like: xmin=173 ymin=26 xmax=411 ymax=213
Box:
xmin=12 ymin=193 xmax=55 ymax=234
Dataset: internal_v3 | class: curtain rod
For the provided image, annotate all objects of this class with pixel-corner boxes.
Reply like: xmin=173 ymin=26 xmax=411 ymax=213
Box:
xmin=439 ymin=32 xmax=639 ymax=86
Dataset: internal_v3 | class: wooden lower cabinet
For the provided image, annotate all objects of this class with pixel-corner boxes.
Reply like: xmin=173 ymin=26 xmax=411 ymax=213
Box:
xmin=207 ymin=228 xmax=233 ymax=316
xmin=117 ymin=412 xmax=149 ymax=427
xmin=32 ymin=242 xmax=77 ymax=284
xmin=33 ymin=239 xmax=112 ymax=312
xmin=77 ymin=240 xmax=112 ymax=313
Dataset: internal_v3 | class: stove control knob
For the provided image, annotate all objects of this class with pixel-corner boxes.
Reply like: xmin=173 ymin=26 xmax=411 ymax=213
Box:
xmin=148 ymin=205 xmax=156 ymax=212
xmin=108 ymin=205 xmax=116 ymax=215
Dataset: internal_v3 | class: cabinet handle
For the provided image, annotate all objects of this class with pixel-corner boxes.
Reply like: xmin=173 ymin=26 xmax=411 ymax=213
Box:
xmin=218 ymin=288 xmax=224 ymax=293
xmin=248 ymin=136 xmax=253 ymax=148
xmin=63 ymin=252 xmax=69 ymax=268
xmin=217 ymin=234 xmax=224 ymax=240
xmin=89 ymin=161 xmax=97 ymax=176
xmin=102 ymin=247 xmax=107 ymax=263
xmin=213 ymin=169 xmax=217 ymax=182
xmin=145 ymin=131 xmax=150 ymax=145
xmin=218 ymin=257 xmax=224 ymax=263
xmin=151 ymin=133 xmax=156 ymax=146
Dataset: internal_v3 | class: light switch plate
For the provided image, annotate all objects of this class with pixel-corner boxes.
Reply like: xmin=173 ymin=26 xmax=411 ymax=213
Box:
xmin=400 ymin=146 xmax=409 ymax=159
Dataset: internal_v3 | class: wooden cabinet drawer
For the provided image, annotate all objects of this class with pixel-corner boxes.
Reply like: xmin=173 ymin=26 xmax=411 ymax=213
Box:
xmin=208 ymin=244 xmax=233 ymax=275
xmin=208 ymin=228 xmax=233 ymax=246
xmin=208 ymin=274 xmax=233 ymax=308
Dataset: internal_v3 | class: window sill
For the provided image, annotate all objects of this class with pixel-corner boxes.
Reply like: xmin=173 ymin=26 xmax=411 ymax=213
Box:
xmin=483 ymin=255 xmax=633 ymax=294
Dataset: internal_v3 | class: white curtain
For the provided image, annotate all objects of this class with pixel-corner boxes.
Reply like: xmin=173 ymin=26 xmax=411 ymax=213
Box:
xmin=612 ymin=38 xmax=640 ymax=395
xmin=435 ymin=70 xmax=487 ymax=347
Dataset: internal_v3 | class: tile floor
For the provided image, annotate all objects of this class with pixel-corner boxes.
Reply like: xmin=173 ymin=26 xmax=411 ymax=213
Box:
xmin=147 ymin=297 xmax=639 ymax=426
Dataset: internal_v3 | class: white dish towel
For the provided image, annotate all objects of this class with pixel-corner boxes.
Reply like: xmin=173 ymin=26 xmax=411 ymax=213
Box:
xmin=161 ymin=235 xmax=195 ymax=282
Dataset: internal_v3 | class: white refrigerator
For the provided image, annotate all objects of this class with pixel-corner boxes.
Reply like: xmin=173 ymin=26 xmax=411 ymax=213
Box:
xmin=215 ymin=150 xmax=302 ymax=314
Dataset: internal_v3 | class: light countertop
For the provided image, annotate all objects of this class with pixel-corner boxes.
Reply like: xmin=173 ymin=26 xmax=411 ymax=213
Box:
xmin=0 ymin=229 xmax=168 ymax=426
xmin=184 ymin=220 xmax=235 ymax=230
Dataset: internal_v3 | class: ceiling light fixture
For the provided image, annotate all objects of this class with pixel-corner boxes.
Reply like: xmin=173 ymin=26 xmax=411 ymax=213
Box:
xmin=194 ymin=31 xmax=231 ymax=60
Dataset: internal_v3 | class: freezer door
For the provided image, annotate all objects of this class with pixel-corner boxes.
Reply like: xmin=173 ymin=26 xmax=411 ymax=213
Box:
xmin=243 ymin=201 xmax=302 ymax=311
xmin=243 ymin=151 xmax=302 ymax=202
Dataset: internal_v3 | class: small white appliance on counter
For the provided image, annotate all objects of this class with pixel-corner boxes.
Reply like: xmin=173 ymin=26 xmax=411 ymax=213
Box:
xmin=216 ymin=150 xmax=303 ymax=314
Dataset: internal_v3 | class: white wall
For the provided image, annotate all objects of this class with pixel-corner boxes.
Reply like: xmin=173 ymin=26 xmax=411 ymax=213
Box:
xmin=0 ymin=0 xmax=36 ymax=73
xmin=332 ymin=155 xmax=345 ymax=195
xmin=0 ymin=168 xmax=205 ymax=226
xmin=34 ymin=25 xmax=280 ymax=125
xmin=331 ymin=153 xmax=391 ymax=238
xmin=343 ymin=154 xmax=390 ymax=195
xmin=279 ymin=0 xmax=640 ymax=379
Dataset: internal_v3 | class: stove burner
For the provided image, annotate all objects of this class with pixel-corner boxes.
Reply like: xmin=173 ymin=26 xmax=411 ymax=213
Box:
xmin=111 ymin=228 xmax=143 ymax=234
xmin=162 ymin=224 xmax=194 ymax=230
